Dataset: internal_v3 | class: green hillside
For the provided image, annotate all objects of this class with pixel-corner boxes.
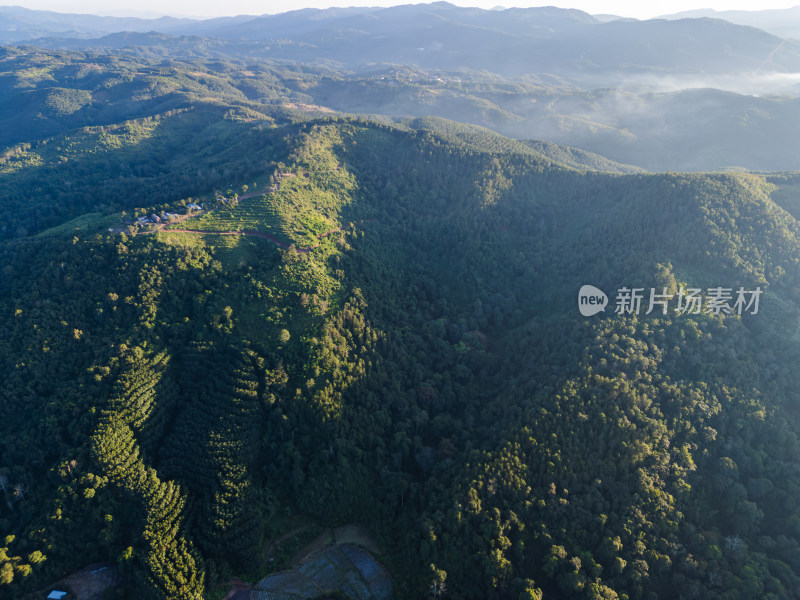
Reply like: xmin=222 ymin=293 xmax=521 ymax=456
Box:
xmin=1 ymin=113 xmax=800 ymax=600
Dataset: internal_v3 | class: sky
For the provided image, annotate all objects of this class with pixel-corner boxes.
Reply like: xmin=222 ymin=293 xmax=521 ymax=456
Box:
xmin=6 ymin=1 xmax=800 ymax=20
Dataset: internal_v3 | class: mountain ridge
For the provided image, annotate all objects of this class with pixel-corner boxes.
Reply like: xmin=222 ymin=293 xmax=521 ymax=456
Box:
xmin=4 ymin=112 xmax=800 ymax=599
xmin=6 ymin=3 xmax=800 ymax=80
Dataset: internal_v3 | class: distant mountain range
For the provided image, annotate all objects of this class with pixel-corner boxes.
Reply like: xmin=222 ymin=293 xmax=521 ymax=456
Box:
xmin=0 ymin=5 xmax=253 ymax=44
xmin=660 ymin=6 xmax=800 ymax=40
xmin=0 ymin=5 xmax=190 ymax=42
xmin=4 ymin=3 xmax=800 ymax=81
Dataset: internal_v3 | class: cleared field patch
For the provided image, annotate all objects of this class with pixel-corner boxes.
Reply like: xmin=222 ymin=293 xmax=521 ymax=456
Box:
xmin=171 ymin=126 xmax=359 ymax=250
xmin=333 ymin=525 xmax=382 ymax=556
xmin=175 ymin=194 xmax=287 ymax=237
xmin=154 ymin=229 xmax=272 ymax=270
xmin=36 ymin=211 xmax=120 ymax=237
xmin=179 ymin=181 xmax=344 ymax=249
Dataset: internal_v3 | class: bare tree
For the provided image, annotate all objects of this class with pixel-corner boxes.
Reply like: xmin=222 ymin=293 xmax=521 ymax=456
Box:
xmin=725 ymin=535 xmax=743 ymax=550
xmin=708 ymin=570 xmax=720 ymax=587
xmin=429 ymin=564 xmax=447 ymax=598
xmin=429 ymin=580 xmax=447 ymax=598
xmin=12 ymin=483 xmax=27 ymax=501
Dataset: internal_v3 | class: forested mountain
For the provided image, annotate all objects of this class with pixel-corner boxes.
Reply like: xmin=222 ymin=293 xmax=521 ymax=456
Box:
xmin=3 ymin=90 xmax=800 ymax=598
xmin=3 ymin=3 xmax=800 ymax=600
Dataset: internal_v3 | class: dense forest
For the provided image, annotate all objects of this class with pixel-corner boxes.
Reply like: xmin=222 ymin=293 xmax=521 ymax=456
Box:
xmin=2 ymin=99 xmax=800 ymax=599
xmin=3 ymin=7 xmax=800 ymax=598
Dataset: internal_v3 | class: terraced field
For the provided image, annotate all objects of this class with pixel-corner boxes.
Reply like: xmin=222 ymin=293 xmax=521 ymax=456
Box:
xmin=181 ymin=193 xmax=291 ymax=241
xmin=168 ymin=125 xmax=357 ymax=249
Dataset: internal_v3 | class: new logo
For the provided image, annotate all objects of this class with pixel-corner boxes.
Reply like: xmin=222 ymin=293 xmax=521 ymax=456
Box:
xmin=579 ymin=285 xmax=608 ymax=316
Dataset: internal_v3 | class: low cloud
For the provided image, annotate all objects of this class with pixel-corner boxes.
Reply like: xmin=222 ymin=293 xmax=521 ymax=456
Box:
xmin=592 ymin=71 xmax=800 ymax=96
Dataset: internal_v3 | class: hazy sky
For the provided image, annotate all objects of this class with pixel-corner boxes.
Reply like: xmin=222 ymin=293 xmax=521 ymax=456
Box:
xmin=7 ymin=1 xmax=800 ymax=19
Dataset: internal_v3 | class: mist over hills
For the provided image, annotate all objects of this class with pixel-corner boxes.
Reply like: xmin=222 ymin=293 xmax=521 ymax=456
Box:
xmin=3 ymin=42 xmax=800 ymax=172
xmin=4 ymin=3 xmax=800 ymax=171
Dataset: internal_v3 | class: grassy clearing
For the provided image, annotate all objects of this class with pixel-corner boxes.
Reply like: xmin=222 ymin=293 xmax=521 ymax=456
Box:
xmin=36 ymin=211 xmax=119 ymax=238
xmin=155 ymin=229 xmax=271 ymax=270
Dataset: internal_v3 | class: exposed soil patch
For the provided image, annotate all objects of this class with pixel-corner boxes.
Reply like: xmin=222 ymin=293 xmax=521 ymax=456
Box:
xmin=282 ymin=102 xmax=336 ymax=113
xmin=222 ymin=576 xmax=252 ymax=600
xmin=332 ymin=524 xmax=382 ymax=555
xmin=293 ymin=523 xmax=381 ymax=566
xmin=30 ymin=563 xmax=120 ymax=600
